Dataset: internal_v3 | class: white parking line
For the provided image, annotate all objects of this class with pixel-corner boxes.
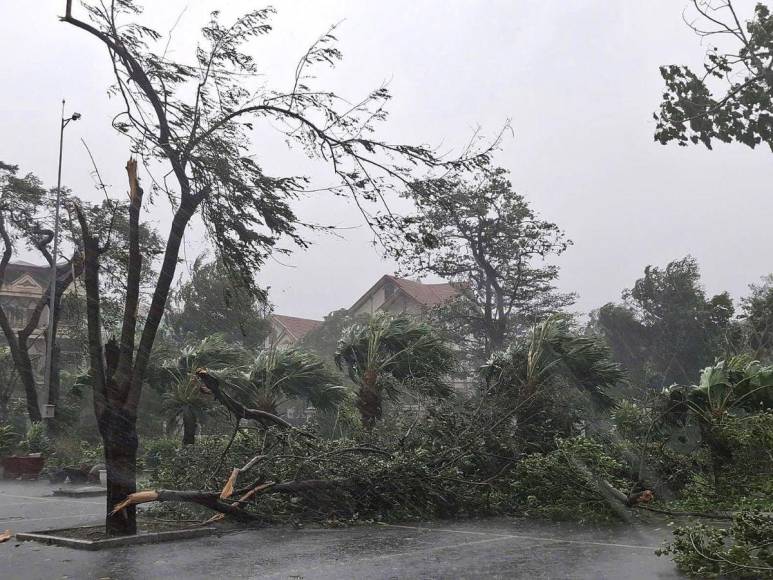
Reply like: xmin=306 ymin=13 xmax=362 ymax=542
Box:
xmin=378 ymin=523 xmax=660 ymax=551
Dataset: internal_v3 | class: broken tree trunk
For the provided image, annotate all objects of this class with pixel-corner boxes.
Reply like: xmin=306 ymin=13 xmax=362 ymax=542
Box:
xmin=111 ymin=478 xmax=356 ymax=522
xmin=100 ymin=406 xmax=139 ymax=536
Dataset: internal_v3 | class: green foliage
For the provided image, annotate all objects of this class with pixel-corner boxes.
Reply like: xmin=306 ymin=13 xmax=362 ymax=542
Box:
xmin=46 ymin=439 xmax=103 ymax=470
xmin=657 ymin=511 xmax=773 ymax=578
xmin=336 ymin=312 xmax=456 ymax=398
xmin=592 ymin=256 xmax=734 ymax=388
xmin=18 ymin=423 xmax=50 ymax=455
xmin=245 ymin=347 xmax=346 ymax=414
xmin=663 ymin=357 xmax=773 ymax=427
xmin=141 ymin=437 xmax=180 ymax=471
xmin=669 ymin=412 xmax=773 ymax=513
xmin=611 ymin=400 xmax=652 ymax=441
xmin=608 ymin=358 xmax=773 ymax=513
xmin=0 ymin=161 xmax=46 ymax=234
xmin=149 ymin=389 xmax=643 ymax=526
xmin=380 ymin=165 xmax=574 ymax=357
xmin=335 ymin=312 xmax=456 ymax=425
xmin=737 ymin=275 xmax=773 ymax=360
xmin=656 ymin=2 xmax=773 ymax=153
xmin=484 ymin=315 xmax=625 ymax=407
xmin=0 ymin=423 xmax=17 ymax=457
xmin=512 ymin=437 xmax=627 ymax=522
xmin=167 ymin=256 xmax=271 ymax=348
xmin=151 ymin=420 xmax=513 ymax=523
xmin=151 ymin=334 xmax=250 ymax=444
xmin=306 ymin=391 xmax=362 ymax=440
xmin=481 ymin=316 xmax=625 ymax=448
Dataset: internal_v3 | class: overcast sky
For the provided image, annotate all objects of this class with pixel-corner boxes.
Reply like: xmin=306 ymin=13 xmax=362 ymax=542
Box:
xmin=2 ymin=1 xmax=773 ymax=320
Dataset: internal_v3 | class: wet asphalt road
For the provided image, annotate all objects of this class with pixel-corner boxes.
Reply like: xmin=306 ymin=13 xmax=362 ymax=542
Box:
xmin=0 ymin=480 xmax=682 ymax=579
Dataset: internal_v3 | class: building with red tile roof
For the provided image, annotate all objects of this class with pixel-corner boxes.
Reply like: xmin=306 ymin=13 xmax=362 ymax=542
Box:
xmin=349 ymin=274 xmax=462 ymax=317
xmin=265 ymin=314 xmax=323 ymax=348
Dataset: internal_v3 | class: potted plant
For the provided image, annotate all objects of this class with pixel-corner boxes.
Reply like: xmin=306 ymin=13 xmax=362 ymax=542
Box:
xmin=2 ymin=423 xmax=49 ymax=479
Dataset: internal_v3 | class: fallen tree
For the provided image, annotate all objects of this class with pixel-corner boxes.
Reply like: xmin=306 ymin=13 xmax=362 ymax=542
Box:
xmin=111 ymin=371 xmax=652 ymax=526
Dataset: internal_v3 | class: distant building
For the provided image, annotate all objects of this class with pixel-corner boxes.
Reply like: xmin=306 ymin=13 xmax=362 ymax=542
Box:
xmin=0 ymin=260 xmax=83 ymax=383
xmin=265 ymin=314 xmax=323 ymax=348
xmin=348 ymin=274 xmax=461 ymax=316
xmin=0 ymin=261 xmax=53 ymax=372
xmin=349 ymin=274 xmax=474 ymax=393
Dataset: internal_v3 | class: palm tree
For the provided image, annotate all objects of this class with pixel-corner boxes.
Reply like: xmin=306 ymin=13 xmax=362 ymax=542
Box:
xmin=481 ymin=315 xmax=625 ymax=443
xmin=482 ymin=315 xmax=625 ymax=406
xmin=334 ymin=312 xmax=456 ymax=428
xmin=662 ymin=356 xmax=773 ymax=476
xmin=242 ymin=347 xmax=346 ymax=417
xmin=157 ymin=335 xmax=249 ymax=444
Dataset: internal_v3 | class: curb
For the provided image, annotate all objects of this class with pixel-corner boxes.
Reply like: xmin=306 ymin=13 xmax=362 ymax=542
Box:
xmin=16 ymin=525 xmax=217 ymax=550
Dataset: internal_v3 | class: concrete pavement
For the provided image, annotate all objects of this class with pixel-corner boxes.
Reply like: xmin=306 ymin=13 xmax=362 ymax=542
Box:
xmin=0 ymin=480 xmax=682 ymax=579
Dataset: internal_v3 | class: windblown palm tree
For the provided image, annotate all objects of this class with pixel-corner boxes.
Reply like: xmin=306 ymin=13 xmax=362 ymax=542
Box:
xmin=335 ymin=312 xmax=456 ymax=428
xmin=157 ymin=335 xmax=249 ymax=444
xmin=480 ymin=315 xmax=625 ymax=444
xmin=243 ymin=347 xmax=346 ymax=415
xmin=482 ymin=315 xmax=625 ymax=407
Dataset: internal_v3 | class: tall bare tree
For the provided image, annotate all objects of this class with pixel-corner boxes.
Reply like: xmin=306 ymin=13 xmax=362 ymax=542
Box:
xmin=61 ymin=0 xmax=494 ymax=535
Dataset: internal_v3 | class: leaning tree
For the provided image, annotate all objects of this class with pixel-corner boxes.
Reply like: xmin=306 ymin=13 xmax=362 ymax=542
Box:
xmin=61 ymin=0 xmax=494 ymax=535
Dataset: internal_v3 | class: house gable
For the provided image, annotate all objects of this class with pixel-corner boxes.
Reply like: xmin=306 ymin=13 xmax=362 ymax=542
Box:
xmin=4 ymin=273 xmax=44 ymax=296
xmin=266 ymin=314 xmax=323 ymax=347
xmin=348 ymin=274 xmax=461 ymax=316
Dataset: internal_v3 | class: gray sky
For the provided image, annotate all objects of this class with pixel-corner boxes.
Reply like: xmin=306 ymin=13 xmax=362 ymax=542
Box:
xmin=2 ymin=1 xmax=773 ymax=320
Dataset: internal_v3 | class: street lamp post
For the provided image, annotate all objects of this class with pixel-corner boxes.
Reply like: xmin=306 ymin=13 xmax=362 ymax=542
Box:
xmin=42 ymin=100 xmax=80 ymax=421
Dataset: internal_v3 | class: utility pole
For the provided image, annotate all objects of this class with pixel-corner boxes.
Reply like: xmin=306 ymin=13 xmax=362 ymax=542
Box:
xmin=42 ymin=100 xmax=80 ymax=423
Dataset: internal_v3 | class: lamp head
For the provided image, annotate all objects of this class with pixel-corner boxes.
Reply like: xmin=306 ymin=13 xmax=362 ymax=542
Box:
xmin=70 ymin=112 xmax=81 ymax=121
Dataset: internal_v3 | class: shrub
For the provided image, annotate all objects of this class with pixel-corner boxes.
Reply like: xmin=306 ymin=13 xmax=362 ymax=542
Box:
xmin=19 ymin=423 xmax=50 ymax=455
xmin=46 ymin=439 xmax=103 ymax=469
xmin=142 ymin=437 xmax=180 ymax=472
xmin=657 ymin=510 xmax=773 ymax=578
